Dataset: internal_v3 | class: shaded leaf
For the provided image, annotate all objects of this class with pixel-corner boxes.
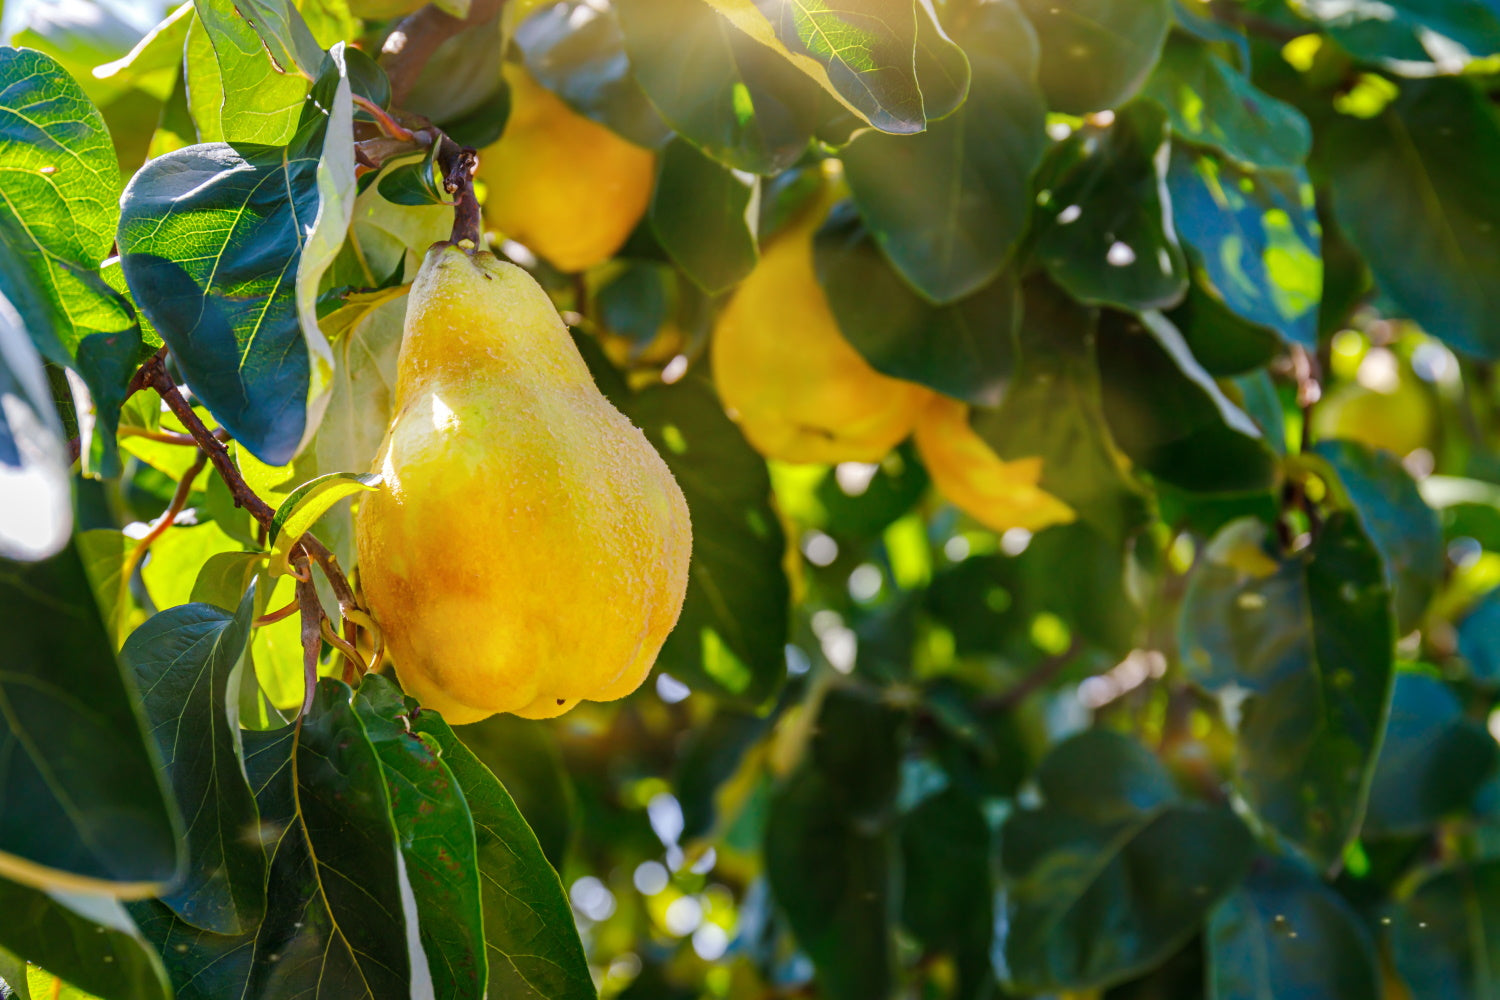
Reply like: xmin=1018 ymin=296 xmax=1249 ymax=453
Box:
xmin=841 ymin=0 xmax=1045 ymax=303
xmin=411 ymin=712 xmax=595 ymax=1000
xmin=122 ymin=593 xmax=265 ymax=934
xmin=1018 ymin=0 xmax=1170 ymax=113
xmin=1179 ymin=514 xmax=1394 ymax=867
xmin=1389 ymin=860 xmax=1500 ymax=1000
xmin=0 ymin=881 xmax=170 ymax=1000
xmin=650 ymin=139 xmax=759 ymax=293
xmin=0 ymin=539 xmax=182 ymax=894
xmin=353 ymin=677 xmax=484 ymax=1000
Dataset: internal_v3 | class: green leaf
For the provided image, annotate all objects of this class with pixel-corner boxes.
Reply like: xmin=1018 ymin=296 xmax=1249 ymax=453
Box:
xmin=1364 ymin=673 xmax=1497 ymax=836
xmin=705 ymin=0 xmax=970 ymax=135
xmin=1034 ymin=102 xmax=1188 ymax=311
xmin=93 ymin=4 xmax=195 ymax=101
xmin=1389 ymin=860 xmax=1500 ymax=999
xmin=0 ymin=293 xmax=71 ymax=561
xmin=766 ymin=688 xmax=908 ymax=1000
xmin=1144 ymin=34 xmax=1311 ymax=169
xmin=1314 ymin=439 xmax=1443 ymax=634
xmin=815 ymin=202 xmax=1019 ymax=405
xmin=0 ymin=881 xmax=170 ymax=1000
xmin=455 ymin=716 xmax=576 ymax=871
xmin=998 ymin=730 xmax=1254 ymax=992
xmin=191 ymin=0 xmax=310 ymax=145
xmin=375 ymin=146 xmax=447 ymax=207
xmin=1167 ymin=278 xmax=1282 ymax=377
xmin=0 ymin=538 xmax=182 ymax=894
xmin=1097 ymin=309 xmax=1275 ymax=494
xmin=618 ymin=0 xmax=824 ymax=173
xmin=899 ymin=788 xmax=992 ymax=998
xmin=121 ymin=592 xmax=265 ymax=934
xmin=1018 ymin=0 xmax=1170 ymax=113
xmin=841 ymin=0 xmax=1045 ymax=303
xmin=312 ymin=287 xmax=407 ymax=479
xmin=353 ymin=676 xmax=484 ymax=1000
xmin=1325 ymin=78 xmax=1500 ymax=360
xmin=1167 ymin=148 xmax=1321 ymax=350
xmin=136 ymin=680 xmax=413 ymax=999
xmin=650 ymin=138 xmax=759 ymax=293
xmin=0 ymin=47 xmax=140 ymax=475
xmin=972 ymin=278 xmax=1151 ymax=543
xmin=1179 ymin=514 xmax=1395 ymax=868
xmin=512 ymin=0 xmax=670 ymax=149
xmin=218 ymin=0 xmax=326 ymax=80
xmin=119 ymin=47 xmax=355 ymax=465
xmin=624 ymin=373 xmax=791 ymax=705
xmin=410 ymin=712 xmax=595 ymax=1000
xmin=1208 ymin=855 xmax=1380 ymax=1000
xmin=268 ymin=471 xmax=382 ymax=576
xmin=1296 ymin=0 xmax=1500 ymax=75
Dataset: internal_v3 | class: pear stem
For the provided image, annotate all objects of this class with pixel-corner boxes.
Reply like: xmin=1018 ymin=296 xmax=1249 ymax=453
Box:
xmin=443 ymin=144 xmax=482 ymax=248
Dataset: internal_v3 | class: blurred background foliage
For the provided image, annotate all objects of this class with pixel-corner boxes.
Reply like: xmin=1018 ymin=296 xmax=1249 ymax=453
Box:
xmin=8 ymin=0 xmax=1500 ymax=998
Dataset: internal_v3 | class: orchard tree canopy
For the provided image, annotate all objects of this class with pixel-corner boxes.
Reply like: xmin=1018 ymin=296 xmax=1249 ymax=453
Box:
xmin=4 ymin=0 xmax=1500 ymax=997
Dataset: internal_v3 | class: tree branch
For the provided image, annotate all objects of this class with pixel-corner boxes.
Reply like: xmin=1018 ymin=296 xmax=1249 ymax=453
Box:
xmin=976 ymin=639 xmax=1084 ymax=713
xmin=443 ymin=145 xmax=481 ymax=247
xmin=297 ymin=560 xmax=322 ymax=717
xmin=380 ymin=0 xmax=507 ymax=108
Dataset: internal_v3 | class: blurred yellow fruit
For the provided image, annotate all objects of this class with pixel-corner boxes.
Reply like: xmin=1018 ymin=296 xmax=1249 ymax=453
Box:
xmin=1313 ymin=379 xmax=1435 ymax=457
xmin=477 ymin=64 xmax=656 ymax=273
xmin=356 ymin=243 xmax=692 ymax=723
xmin=913 ymin=394 xmax=1075 ymax=533
xmin=710 ymin=194 xmax=931 ymax=464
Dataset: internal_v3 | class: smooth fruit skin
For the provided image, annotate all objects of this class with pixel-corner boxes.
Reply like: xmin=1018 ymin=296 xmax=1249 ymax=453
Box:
xmin=710 ymin=202 xmax=931 ymax=465
xmin=356 ymin=244 xmax=692 ymax=723
xmin=477 ymin=64 xmax=656 ymax=273
xmin=913 ymin=394 xmax=1076 ymax=533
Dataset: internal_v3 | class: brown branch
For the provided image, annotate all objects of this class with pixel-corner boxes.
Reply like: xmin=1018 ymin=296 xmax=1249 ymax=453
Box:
xmin=976 ymin=639 xmax=1084 ymax=713
xmin=136 ymin=351 xmax=359 ymax=613
xmin=442 ymin=145 xmax=481 ymax=247
xmin=297 ymin=560 xmax=323 ymax=717
xmin=1204 ymin=0 xmax=1306 ymax=44
xmin=379 ymin=0 xmax=507 ymax=108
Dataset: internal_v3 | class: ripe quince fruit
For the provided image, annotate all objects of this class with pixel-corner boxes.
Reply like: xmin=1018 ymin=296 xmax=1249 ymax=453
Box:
xmin=913 ymin=394 xmax=1075 ymax=533
xmin=710 ymin=192 xmax=931 ymax=464
xmin=477 ymin=64 xmax=655 ymax=273
xmin=1313 ymin=379 xmax=1435 ymax=458
xmin=355 ymin=242 xmax=692 ymax=723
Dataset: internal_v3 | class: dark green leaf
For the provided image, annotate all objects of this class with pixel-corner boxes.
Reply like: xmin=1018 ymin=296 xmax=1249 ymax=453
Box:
xmin=972 ymin=278 xmax=1151 ymax=543
xmin=119 ymin=48 xmax=355 ymax=464
xmin=1208 ymin=855 xmax=1380 ymax=1000
xmin=1298 ymin=0 xmax=1500 ymax=75
xmin=900 ymin=788 xmax=992 ymax=998
xmin=627 ymin=374 xmax=790 ymax=705
xmin=353 ymin=676 xmax=484 ymax=1000
xmin=1314 ymin=439 xmax=1443 ymax=634
xmin=1167 ymin=148 xmax=1321 ymax=350
xmin=456 ymin=716 xmax=576 ymax=871
xmin=1389 ymin=860 xmax=1500 ymax=999
xmin=0 ymin=539 xmax=182 ymax=893
xmin=137 ymin=680 xmax=413 ymax=999
xmin=650 ymin=139 xmax=758 ymax=294
xmin=1459 ymin=591 xmax=1500 ymax=687
xmin=1034 ymin=102 xmax=1188 ymax=311
xmin=411 ymin=712 xmax=595 ymax=1000
xmin=1325 ymin=78 xmax=1500 ymax=360
xmin=841 ymin=0 xmax=1045 ymax=303
xmin=375 ymin=147 xmax=446 ymax=207
xmin=1019 ymin=0 xmax=1170 ymax=113
xmin=618 ymin=0 xmax=823 ymax=174
xmin=1167 ymin=279 xmax=1282 ymax=377
xmin=1097 ymin=309 xmax=1275 ymax=494
xmin=676 ymin=709 xmax=772 ymax=842
xmin=815 ymin=201 xmax=1019 ymax=405
xmin=0 ymin=880 xmax=170 ymax=1000
xmin=998 ymin=730 xmax=1254 ymax=992
xmin=1179 ymin=514 xmax=1395 ymax=867
xmin=1144 ymin=34 xmax=1311 ymax=169
xmin=1364 ymin=673 xmax=1496 ymax=836
xmin=513 ymin=0 xmax=671 ymax=149
xmin=122 ymin=593 xmax=265 ymax=934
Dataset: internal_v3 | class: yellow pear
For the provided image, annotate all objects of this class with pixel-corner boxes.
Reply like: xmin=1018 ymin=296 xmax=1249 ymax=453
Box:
xmin=356 ymin=243 xmax=692 ymax=723
xmin=477 ymin=64 xmax=656 ymax=273
xmin=710 ymin=195 xmax=932 ymax=465
xmin=913 ymin=394 xmax=1075 ymax=533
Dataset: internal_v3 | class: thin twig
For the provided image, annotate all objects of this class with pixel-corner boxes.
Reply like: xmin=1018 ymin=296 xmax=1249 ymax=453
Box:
xmin=380 ymin=0 xmax=507 ymax=107
xmin=297 ymin=559 xmax=322 ymax=717
xmin=123 ymin=448 xmax=209 ymax=580
xmin=976 ymin=639 xmax=1083 ymax=713
xmin=443 ymin=146 xmax=482 ymax=247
